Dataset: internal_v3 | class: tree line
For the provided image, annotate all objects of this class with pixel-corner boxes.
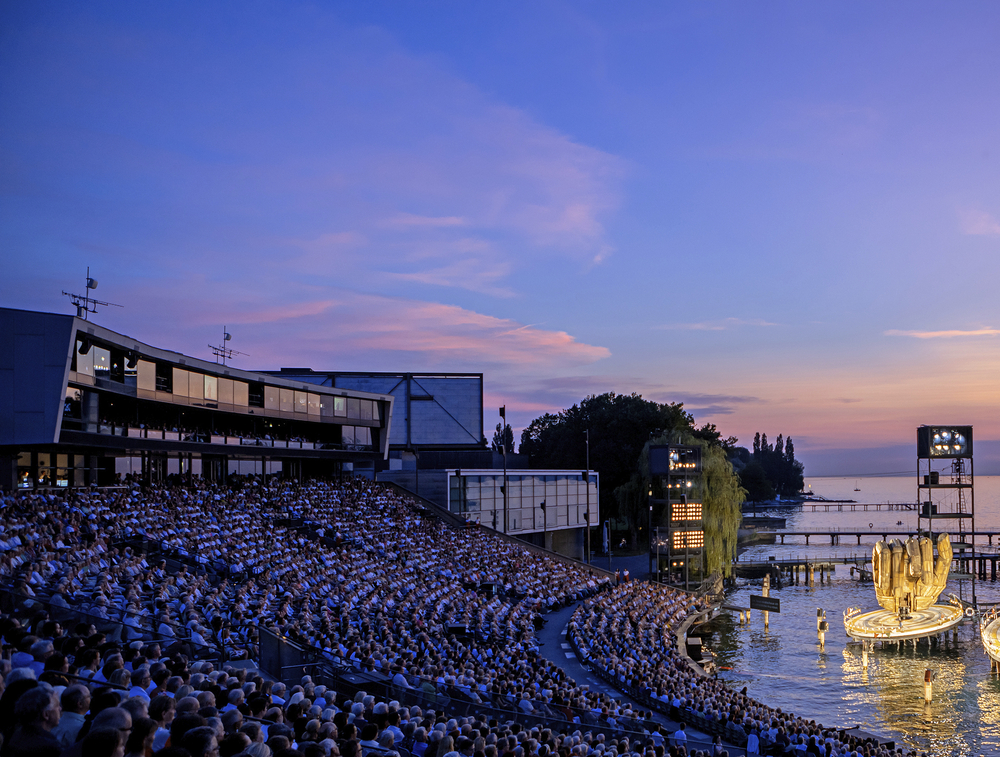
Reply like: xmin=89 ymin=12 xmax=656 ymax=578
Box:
xmin=515 ymin=392 xmax=744 ymax=577
xmin=729 ymin=432 xmax=805 ymax=502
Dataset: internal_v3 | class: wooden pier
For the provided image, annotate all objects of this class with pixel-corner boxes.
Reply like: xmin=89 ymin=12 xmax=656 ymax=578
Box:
xmin=735 ymin=550 xmax=1000 ymax=583
xmin=755 ymin=529 xmax=1000 ymax=546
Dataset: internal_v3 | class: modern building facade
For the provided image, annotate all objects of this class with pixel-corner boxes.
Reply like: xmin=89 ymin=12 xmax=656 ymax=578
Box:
xmin=0 ymin=308 xmax=393 ymax=490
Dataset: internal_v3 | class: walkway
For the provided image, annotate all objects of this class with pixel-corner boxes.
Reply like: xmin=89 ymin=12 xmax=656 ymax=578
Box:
xmin=536 ymin=601 xmax=718 ymax=751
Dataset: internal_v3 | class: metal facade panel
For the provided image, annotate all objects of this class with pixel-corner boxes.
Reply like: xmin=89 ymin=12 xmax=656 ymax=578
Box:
xmin=410 ymin=377 xmax=483 ymax=447
xmin=330 ymin=374 xmax=483 ymax=448
xmin=0 ymin=309 xmax=74 ymax=445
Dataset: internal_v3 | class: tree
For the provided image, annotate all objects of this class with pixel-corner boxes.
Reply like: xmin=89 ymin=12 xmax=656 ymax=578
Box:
xmin=749 ymin=431 xmax=805 ymax=498
xmin=738 ymin=459 xmax=774 ymax=503
xmin=491 ymin=422 xmax=514 ymax=453
xmin=520 ymin=393 xmax=694 ymax=546
xmin=699 ymin=439 xmax=745 ymax=578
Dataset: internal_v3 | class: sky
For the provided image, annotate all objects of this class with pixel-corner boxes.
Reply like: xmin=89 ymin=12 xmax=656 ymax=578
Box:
xmin=2 ymin=2 xmax=999 ymax=475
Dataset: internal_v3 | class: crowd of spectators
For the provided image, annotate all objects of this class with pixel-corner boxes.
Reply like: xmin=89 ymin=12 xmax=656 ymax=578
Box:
xmin=570 ymin=584 xmax=924 ymax=757
xmin=0 ymin=477 xmax=929 ymax=757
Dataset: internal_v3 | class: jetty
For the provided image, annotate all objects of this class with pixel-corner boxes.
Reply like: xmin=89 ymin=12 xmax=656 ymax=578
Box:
xmin=754 ymin=528 xmax=1000 ymax=546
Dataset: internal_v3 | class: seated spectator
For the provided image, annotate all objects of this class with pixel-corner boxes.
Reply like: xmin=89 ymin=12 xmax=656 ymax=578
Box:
xmin=6 ymin=683 xmax=62 ymax=757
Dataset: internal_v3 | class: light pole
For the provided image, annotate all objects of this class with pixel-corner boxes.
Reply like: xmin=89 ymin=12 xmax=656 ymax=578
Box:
xmin=540 ymin=499 xmax=547 ymax=549
xmin=648 ymin=485 xmax=653 ymax=580
xmin=500 ymin=406 xmax=508 ymax=534
xmin=605 ymin=519 xmax=612 ymax=571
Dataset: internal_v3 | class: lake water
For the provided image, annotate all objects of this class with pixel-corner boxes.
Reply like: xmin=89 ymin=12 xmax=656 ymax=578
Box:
xmin=714 ymin=475 xmax=1000 ymax=755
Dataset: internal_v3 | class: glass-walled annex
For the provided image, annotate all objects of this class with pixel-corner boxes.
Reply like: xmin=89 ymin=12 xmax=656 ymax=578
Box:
xmin=448 ymin=470 xmax=598 ymax=535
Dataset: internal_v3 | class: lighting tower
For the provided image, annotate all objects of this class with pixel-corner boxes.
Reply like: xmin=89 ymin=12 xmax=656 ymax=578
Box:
xmin=650 ymin=444 xmax=703 ymax=590
xmin=917 ymin=425 xmax=975 ymax=605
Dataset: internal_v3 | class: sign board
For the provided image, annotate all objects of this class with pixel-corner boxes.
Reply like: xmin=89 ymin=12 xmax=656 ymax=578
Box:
xmin=750 ymin=595 xmax=780 ymax=613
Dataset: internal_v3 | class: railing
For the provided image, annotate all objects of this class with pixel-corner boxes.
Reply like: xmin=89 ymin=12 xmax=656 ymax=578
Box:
xmin=0 ymin=584 xmax=223 ymax=664
xmin=64 ymin=423 xmax=362 ymax=451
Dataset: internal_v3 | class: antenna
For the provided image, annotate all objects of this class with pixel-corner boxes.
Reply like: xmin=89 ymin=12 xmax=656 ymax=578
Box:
xmin=209 ymin=326 xmax=249 ymax=365
xmin=62 ymin=267 xmax=123 ymax=320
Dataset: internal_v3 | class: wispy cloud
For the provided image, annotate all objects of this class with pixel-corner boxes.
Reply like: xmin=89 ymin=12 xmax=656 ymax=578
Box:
xmin=389 ymin=256 xmax=515 ymax=298
xmin=656 ymin=317 xmax=778 ymax=331
xmin=384 ymin=213 xmax=466 ymax=228
xmin=958 ymin=208 xmax=1000 ymax=236
xmin=885 ymin=327 xmax=1000 ymax=339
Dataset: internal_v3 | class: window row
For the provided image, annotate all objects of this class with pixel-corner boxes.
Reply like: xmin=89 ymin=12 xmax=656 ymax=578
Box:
xmin=72 ymin=339 xmax=379 ymax=421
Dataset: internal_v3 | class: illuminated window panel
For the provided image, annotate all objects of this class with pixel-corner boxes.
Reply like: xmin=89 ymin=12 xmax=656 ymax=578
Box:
xmin=671 ymin=502 xmax=703 ymax=521
xmin=672 ymin=530 xmax=704 ymax=550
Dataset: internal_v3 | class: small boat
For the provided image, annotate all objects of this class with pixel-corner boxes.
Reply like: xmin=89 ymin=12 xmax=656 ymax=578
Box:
xmin=854 ymin=479 xmax=861 ymax=492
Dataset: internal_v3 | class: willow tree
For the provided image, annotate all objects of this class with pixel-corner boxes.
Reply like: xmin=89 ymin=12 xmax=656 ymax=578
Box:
xmin=698 ymin=438 xmax=745 ymax=577
xmin=615 ymin=432 xmax=745 ymax=577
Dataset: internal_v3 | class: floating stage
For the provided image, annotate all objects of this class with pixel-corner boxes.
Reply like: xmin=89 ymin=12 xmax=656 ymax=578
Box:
xmin=982 ymin=608 xmax=1000 ymax=670
xmin=844 ymin=598 xmax=966 ymax=642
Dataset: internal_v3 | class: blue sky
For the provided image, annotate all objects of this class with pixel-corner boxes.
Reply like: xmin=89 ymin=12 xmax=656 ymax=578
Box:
xmin=2 ymin=2 xmax=999 ymax=474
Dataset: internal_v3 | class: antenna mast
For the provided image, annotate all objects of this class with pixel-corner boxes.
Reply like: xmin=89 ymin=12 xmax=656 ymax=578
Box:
xmin=209 ymin=326 xmax=249 ymax=365
xmin=61 ymin=267 xmax=123 ymax=320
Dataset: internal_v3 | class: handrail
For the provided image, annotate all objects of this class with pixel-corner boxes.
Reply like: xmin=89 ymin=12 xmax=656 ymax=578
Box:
xmin=0 ymin=585 xmax=224 ymax=664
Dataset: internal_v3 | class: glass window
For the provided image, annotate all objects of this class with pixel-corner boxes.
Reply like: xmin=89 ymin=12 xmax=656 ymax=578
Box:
xmin=218 ymin=378 xmax=234 ymax=405
xmin=334 ymin=396 xmax=346 ymax=417
xmin=341 ymin=426 xmax=354 ymax=445
xmin=294 ymin=391 xmax=308 ymax=413
xmin=172 ymin=368 xmax=189 ymax=397
xmin=357 ymin=427 xmax=371 ymax=446
xmin=75 ymin=341 xmax=94 ymax=376
xmin=264 ymin=385 xmax=279 ymax=410
xmin=233 ymin=381 xmax=249 ymax=406
xmin=320 ymin=395 xmax=333 ymax=417
xmin=307 ymin=393 xmax=321 ymax=415
xmin=188 ymin=373 xmax=204 ymax=400
xmin=137 ymin=360 xmax=156 ymax=392
xmin=347 ymin=397 xmax=361 ymax=419
xmin=204 ymin=375 xmax=218 ymax=402
xmin=92 ymin=346 xmax=111 ymax=379
xmin=279 ymin=388 xmax=294 ymax=412
xmin=64 ymin=388 xmax=81 ymax=418
xmin=361 ymin=400 xmax=373 ymax=421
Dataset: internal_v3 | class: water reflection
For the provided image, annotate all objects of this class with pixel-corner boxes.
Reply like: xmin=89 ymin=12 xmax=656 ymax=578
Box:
xmin=714 ymin=576 xmax=1000 ymax=754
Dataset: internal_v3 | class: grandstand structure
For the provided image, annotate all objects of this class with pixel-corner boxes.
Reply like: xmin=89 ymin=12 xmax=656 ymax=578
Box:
xmin=0 ymin=307 xmax=394 ymax=490
xmin=0 ymin=475 xmax=896 ymax=757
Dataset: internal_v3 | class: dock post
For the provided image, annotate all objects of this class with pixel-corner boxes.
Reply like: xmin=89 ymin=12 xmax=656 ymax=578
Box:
xmin=862 ymin=642 xmax=869 ymax=670
xmin=924 ymin=670 xmax=933 ymax=703
xmin=763 ymin=574 xmax=770 ymax=630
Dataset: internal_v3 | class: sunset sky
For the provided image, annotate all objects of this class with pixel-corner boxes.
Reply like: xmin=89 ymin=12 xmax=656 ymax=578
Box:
xmin=2 ymin=2 xmax=999 ymax=475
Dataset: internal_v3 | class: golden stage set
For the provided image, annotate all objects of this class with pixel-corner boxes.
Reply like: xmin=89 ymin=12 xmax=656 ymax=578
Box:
xmin=844 ymin=533 xmax=968 ymax=642
xmin=981 ymin=607 xmax=1000 ymax=671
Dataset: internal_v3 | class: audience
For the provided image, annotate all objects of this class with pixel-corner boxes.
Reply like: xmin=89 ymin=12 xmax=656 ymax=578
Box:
xmin=0 ymin=477 xmax=921 ymax=757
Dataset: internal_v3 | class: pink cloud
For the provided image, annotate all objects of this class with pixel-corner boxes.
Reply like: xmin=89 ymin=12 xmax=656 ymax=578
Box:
xmin=958 ymin=208 xmax=1000 ymax=236
xmin=885 ymin=327 xmax=1000 ymax=338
